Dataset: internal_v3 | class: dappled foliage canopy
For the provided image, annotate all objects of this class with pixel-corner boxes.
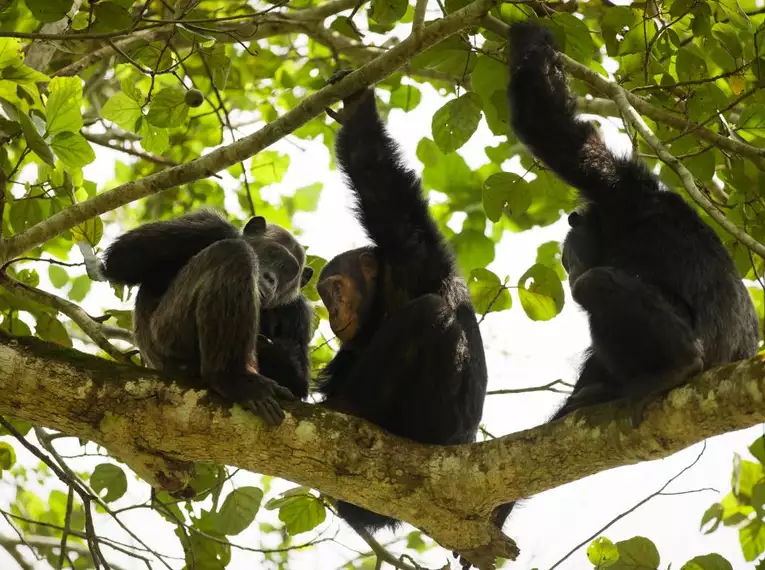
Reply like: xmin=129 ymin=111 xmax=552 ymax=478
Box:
xmin=1 ymin=0 xmax=765 ymax=568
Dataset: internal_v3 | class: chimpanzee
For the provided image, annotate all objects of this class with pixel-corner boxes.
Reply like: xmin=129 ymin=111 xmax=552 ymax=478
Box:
xmin=101 ymin=210 xmax=314 ymax=425
xmin=493 ymin=19 xmax=759 ymax=533
xmin=317 ymin=72 xmax=489 ymax=532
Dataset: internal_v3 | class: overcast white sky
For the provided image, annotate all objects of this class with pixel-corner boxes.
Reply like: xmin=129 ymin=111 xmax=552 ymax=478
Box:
xmin=2 ymin=34 xmax=763 ymax=570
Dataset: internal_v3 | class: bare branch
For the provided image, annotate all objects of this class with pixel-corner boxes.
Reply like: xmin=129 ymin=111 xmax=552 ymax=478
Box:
xmin=82 ymin=133 xmax=179 ymax=167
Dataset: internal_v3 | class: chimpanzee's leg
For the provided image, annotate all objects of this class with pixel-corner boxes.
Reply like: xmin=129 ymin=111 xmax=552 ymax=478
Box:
xmin=572 ymin=267 xmax=703 ymax=405
xmin=151 ymin=239 xmax=294 ymax=425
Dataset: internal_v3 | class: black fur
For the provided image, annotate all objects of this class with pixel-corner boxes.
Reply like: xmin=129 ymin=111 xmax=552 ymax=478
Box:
xmin=498 ymin=20 xmax=759 ymax=528
xmin=319 ymin=89 xmax=488 ymax=532
xmin=102 ymin=210 xmax=313 ymax=424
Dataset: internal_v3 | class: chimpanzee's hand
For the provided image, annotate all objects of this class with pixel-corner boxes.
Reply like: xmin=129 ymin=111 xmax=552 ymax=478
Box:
xmin=208 ymin=372 xmax=296 ymax=426
xmin=325 ymin=69 xmax=374 ymax=124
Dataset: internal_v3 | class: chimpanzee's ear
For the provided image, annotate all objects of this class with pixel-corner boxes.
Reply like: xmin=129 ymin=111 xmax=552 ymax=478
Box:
xmin=243 ymin=216 xmax=267 ymax=236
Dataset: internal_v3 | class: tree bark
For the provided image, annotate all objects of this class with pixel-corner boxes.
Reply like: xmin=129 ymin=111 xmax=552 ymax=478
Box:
xmin=2 ymin=331 xmax=764 ymax=567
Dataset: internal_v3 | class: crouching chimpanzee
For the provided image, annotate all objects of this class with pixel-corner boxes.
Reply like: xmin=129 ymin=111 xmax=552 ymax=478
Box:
xmin=492 ymin=19 xmax=760 ymax=536
xmin=101 ymin=210 xmax=314 ymax=425
xmin=317 ymin=72 xmax=489 ymax=533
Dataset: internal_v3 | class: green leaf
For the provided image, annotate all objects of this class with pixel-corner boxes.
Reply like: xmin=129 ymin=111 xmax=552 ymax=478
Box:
xmin=483 ymin=172 xmax=531 ymax=222
xmin=611 ymin=536 xmax=659 ymax=570
xmin=277 ymin=495 xmax=326 ymax=535
xmin=35 ymin=313 xmax=72 ymax=347
xmin=138 ymin=119 xmax=169 ymax=155
xmin=753 ymin=482 xmax=765 ymax=518
xmin=201 ymin=45 xmax=231 ymax=90
xmin=676 ymin=47 xmax=708 ymax=82
xmin=215 ymin=486 xmax=263 ymax=536
xmin=48 ymin=265 xmax=69 ymax=289
xmin=601 ymin=7 xmax=638 ymax=56
xmin=293 ymin=182 xmax=322 ymax=212
xmin=681 ymin=553 xmax=733 ymax=570
xmin=518 ymin=263 xmax=564 ymax=321
xmin=587 ymin=536 xmax=619 ymax=568
xmin=741 ymin=518 xmax=765 ymax=561
xmin=406 ymin=530 xmax=427 ymax=552
xmin=536 ymin=241 xmax=567 ymax=281
xmin=738 ymin=104 xmax=765 ymax=140
xmin=468 ymin=268 xmax=511 ymax=315
xmin=120 ymin=79 xmax=142 ymax=103
xmin=3 ymin=64 xmax=50 ymax=86
xmin=18 ymin=113 xmax=54 ymax=165
xmin=90 ymin=463 xmax=128 ymax=503
xmin=732 ymin=454 xmax=763 ymax=500
xmin=0 ymin=38 xmax=23 ymax=68
xmin=146 ymin=88 xmax=189 ymax=128
xmin=68 ymin=274 xmax=91 ymax=302
xmin=452 ymin=229 xmax=495 ymax=275
xmin=251 ymin=151 xmax=290 ymax=185
xmin=46 ymin=76 xmax=83 ymax=136
xmin=0 ymin=419 xmax=31 ymax=436
xmin=330 ymin=16 xmax=364 ymax=40
xmin=553 ymin=12 xmax=597 ymax=62
xmin=94 ymin=1 xmax=132 ymax=30
xmin=369 ymin=0 xmax=407 ymax=25
xmin=412 ymin=37 xmax=476 ymax=78
xmin=51 ymin=132 xmax=95 ymax=169
xmin=620 ymin=20 xmax=657 ymax=55
xmin=26 ymin=0 xmax=73 ymax=23
xmin=750 ymin=436 xmax=765 ymax=464
xmin=102 ymin=92 xmax=142 ymax=132
xmin=0 ymin=442 xmax=15 ymax=471
xmin=265 ymin=486 xmax=313 ymax=510
xmin=71 ymin=217 xmax=103 ymax=247
xmin=471 ymin=55 xmax=509 ymax=135
xmin=389 ymin=84 xmax=422 ymax=112
xmin=431 ymin=93 xmax=482 ymax=153
xmin=700 ymin=503 xmax=723 ymax=534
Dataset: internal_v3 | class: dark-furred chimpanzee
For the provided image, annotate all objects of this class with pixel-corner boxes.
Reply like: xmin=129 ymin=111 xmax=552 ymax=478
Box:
xmin=317 ymin=73 xmax=489 ymax=533
xmin=493 ymin=19 xmax=759 ymax=533
xmin=101 ymin=210 xmax=314 ymax=425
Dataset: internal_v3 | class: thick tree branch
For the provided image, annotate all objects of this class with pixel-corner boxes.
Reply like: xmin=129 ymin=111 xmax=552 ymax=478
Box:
xmin=2 ymin=0 xmax=494 ymax=264
xmin=2 ymin=332 xmax=765 ymax=568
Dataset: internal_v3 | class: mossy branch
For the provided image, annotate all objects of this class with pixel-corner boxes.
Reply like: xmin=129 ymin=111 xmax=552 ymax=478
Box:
xmin=2 ymin=331 xmax=765 ymax=568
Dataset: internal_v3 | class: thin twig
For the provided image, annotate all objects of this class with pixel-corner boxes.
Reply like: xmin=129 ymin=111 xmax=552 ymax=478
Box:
xmin=351 ymin=525 xmax=423 ymax=570
xmin=0 ymin=272 xmax=130 ymax=362
xmin=0 ymin=419 xmax=112 ymax=569
xmin=56 ymin=486 xmax=75 ymax=570
xmin=35 ymin=428 xmax=175 ymax=570
xmin=608 ymin=83 xmax=765 ymax=259
xmin=548 ymin=442 xmax=708 ymax=570
xmin=412 ymin=0 xmax=428 ymax=36
xmin=488 ymin=379 xmax=574 ymax=396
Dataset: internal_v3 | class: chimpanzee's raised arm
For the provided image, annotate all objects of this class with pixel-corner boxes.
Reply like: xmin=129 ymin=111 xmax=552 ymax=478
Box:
xmin=332 ymin=79 xmax=456 ymax=294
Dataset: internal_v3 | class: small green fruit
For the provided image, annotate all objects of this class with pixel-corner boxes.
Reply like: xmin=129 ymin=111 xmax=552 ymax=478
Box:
xmin=184 ymin=89 xmax=204 ymax=108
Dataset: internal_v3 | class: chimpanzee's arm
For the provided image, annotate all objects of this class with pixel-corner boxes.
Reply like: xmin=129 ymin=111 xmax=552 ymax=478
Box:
xmin=102 ymin=210 xmax=238 ymax=290
xmin=257 ymin=296 xmax=313 ymax=399
xmin=335 ymin=91 xmax=456 ymax=295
